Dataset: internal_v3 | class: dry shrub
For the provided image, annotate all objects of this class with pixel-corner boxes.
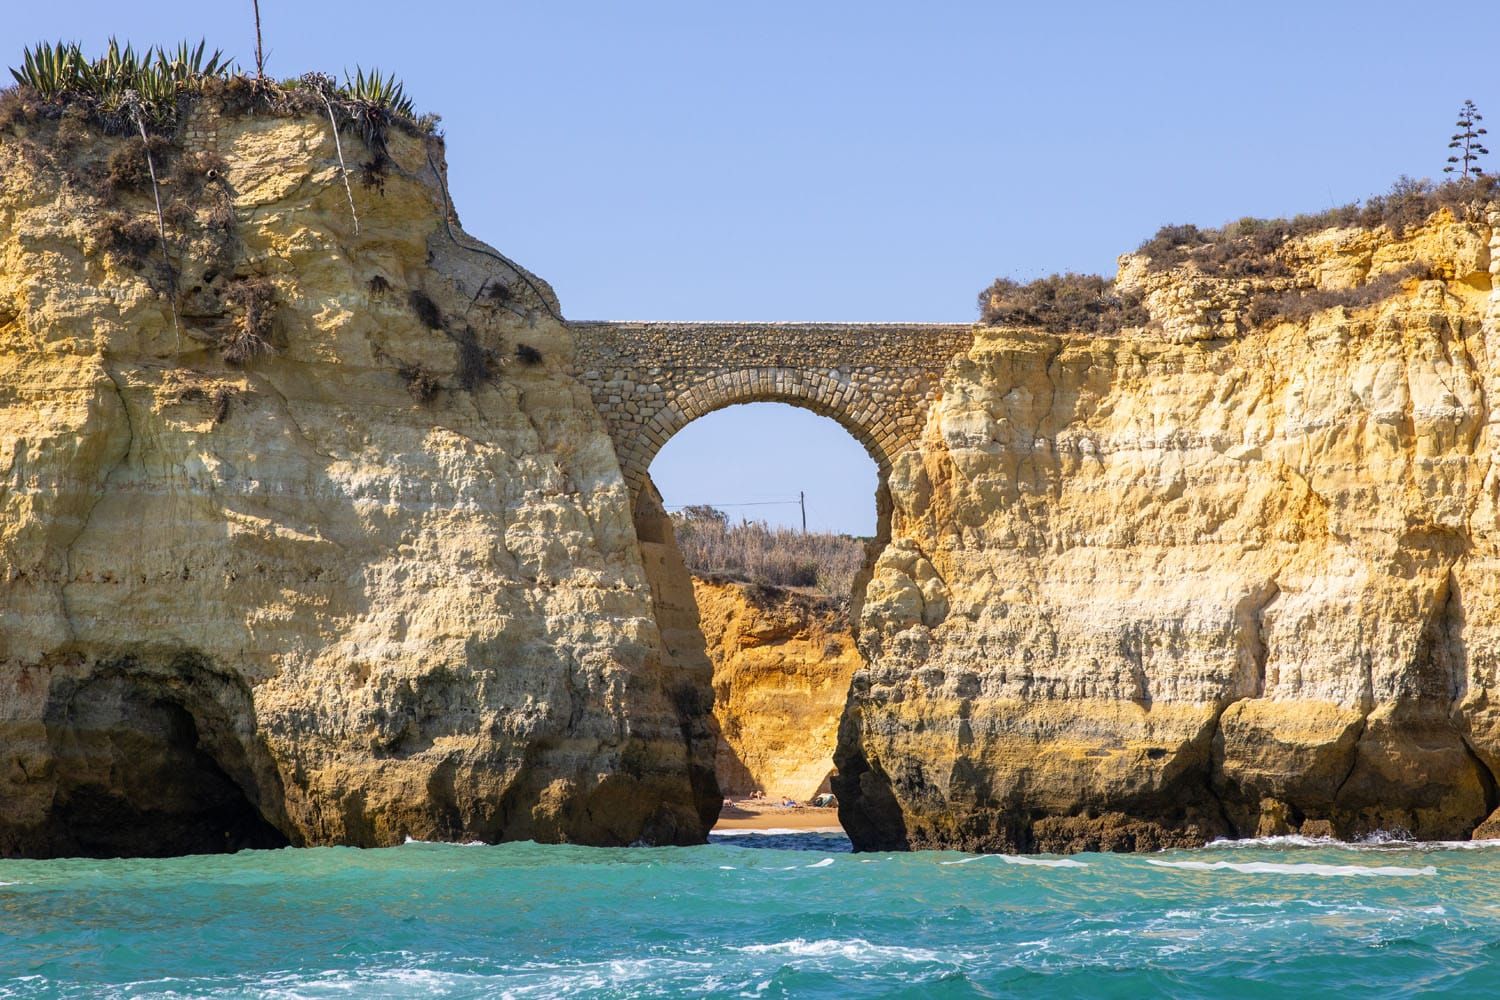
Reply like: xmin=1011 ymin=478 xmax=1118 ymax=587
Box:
xmin=454 ymin=327 xmax=494 ymax=391
xmin=204 ymin=198 xmax=236 ymax=234
xmin=221 ymin=277 xmax=276 ymax=364
xmin=978 ymin=272 xmax=1149 ymax=333
xmin=173 ymin=150 xmax=228 ymax=193
xmin=161 ymin=200 xmax=195 ymax=232
xmin=1245 ymin=262 xmax=1431 ymax=327
xmin=359 ymin=154 xmax=388 ymax=193
xmin=0 ymin=91 xmax=37 ymax=131
xmin=367 ymin=274 xmax=391 ymax=297
xmin=95 ymin=211 xmax=159 ymax=268
xmin=104 ymin=135 xmax=170 ymax=196
xmin=1139 ymin=175 xmax=1500 ymax=276
xmin=485 ymin=281 xmax=514 ymax=306
xmin=407 ymin=288 xmax=443 ymax=329
xmin=671 ymin=506 xmax=868 ymax=598
xmin=210 ymin=385 xmax=235 ymax=423
xmin=54 ymin=105 xmax=92 ymax=152
xmin=397 ymin=362 xmax=441 ymax=403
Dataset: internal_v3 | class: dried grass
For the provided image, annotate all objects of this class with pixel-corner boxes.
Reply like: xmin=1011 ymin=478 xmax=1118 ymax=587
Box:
xmin=671 ymin=507 xmax=868 ymax=598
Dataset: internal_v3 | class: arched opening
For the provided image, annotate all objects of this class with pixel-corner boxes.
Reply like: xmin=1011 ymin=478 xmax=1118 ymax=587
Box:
xmin=637 ymin=401 xmax=889 ymax=840
xmin=6 ymin=656 xmax=292 ymax=859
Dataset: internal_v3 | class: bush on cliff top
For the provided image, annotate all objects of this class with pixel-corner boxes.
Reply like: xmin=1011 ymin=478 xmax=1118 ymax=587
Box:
xmin=977 ymin=173 xmax=1497 ymax=331
xmin=977 ymin=272 xmax=1149 ymax=334
xmin=671 ymin=506 xmax=868 ymax=600
xmin=1136 ymin=174 xmax=1499 ymax=276
xmin=1 ymin=39 xmax=436 ymax=137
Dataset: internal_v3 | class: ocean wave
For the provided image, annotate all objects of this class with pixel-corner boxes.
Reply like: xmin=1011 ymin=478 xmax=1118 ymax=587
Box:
xmin=733 ymin=937 xmax=961 ymax=964
xmin=1209 ymin=833 xmax=1500 ymax=852
xmin=805 ymin=858 xmax=834 ymax=868
xmin=940 ymin=854 xmax=1088 ymax=868
xmin=1148 ymin=859 xmax=1436 ymax=877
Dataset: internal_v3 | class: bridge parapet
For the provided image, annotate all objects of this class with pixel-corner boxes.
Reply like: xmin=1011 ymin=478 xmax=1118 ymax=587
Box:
xmin=568 ymin=321 xmax=975 ymax=493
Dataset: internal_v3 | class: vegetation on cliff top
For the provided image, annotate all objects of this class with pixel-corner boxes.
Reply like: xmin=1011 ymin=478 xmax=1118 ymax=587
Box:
xmin=671 ymin=506 xmax=868 ymax=601
xmin=0 ymin=39 xmax=561 ymax=397
xmin=978 ymin=172 xmax=1497 ymax=335
xmin=2 ymin=39 xmax=436 ymax=137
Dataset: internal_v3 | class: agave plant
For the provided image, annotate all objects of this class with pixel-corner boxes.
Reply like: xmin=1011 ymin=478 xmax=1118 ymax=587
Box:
xmin=9 ymin=38 xmax=231 ymax=126
xmin=154 ymin=40 xmax=231 ymax=87
xmin=342 ymin=66 xmax=415 ymax=118
xmin=334 ymin=66 xmax=417 ymax=162
xmin=10 ymin=41 xmax=87 ymax=99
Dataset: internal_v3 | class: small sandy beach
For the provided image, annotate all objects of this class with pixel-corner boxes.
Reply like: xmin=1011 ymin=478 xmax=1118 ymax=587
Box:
xmin=712 ymin=799 xmax=844 ymax=833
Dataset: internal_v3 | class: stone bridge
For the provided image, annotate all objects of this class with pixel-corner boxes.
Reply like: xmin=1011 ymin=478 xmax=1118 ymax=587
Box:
xmin=568 ymin=322 xmax=976 ymax=493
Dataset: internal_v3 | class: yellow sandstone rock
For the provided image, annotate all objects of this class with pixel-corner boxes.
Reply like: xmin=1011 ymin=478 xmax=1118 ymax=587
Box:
xmin=692 ymin=577 xmax=862 ymax=801
xmin=837 ymin=204 xmax=1500 ymax=850
xmin=0 ymin=106 xmax=717 ymax=856
xmin=5 ymin=94 xmax=1500 ymax=857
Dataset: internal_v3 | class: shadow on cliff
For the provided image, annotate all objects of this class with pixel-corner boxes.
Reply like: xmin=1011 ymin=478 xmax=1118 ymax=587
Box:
xmin=1 ymin=652 xmax=292 ymax=859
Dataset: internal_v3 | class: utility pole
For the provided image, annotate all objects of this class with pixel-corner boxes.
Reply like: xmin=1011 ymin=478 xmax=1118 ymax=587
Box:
xmin=800 ymin=491 xmax=806 ymax=534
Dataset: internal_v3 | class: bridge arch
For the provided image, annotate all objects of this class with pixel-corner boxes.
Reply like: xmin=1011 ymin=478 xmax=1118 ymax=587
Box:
xmin=620 ymin=367 xmax=899 ymax=494
xmin=568 ymin=322 xmax=975 ymax=495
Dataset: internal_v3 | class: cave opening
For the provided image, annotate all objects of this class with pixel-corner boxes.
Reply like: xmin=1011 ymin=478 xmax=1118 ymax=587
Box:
xmin=22 ymin=664 xmax=291 ymax=860
xmin=641 ymin=401 xmax=888 ymax=839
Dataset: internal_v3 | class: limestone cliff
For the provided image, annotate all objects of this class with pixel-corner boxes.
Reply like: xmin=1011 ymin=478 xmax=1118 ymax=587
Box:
xmin=9 ymin=85 xmax=1500 ymax=861
xmin=0 ymin=102 xmax=718 ymax=856
xmin=692 ymin=578 xmax=861 ymax=800
xmin=836 ymin=205 xmax=1500 ymax=851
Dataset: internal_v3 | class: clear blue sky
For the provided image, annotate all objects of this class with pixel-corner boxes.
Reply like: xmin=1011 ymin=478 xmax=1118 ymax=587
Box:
xmin=8 ymin=3 xmax=1492 ymax=532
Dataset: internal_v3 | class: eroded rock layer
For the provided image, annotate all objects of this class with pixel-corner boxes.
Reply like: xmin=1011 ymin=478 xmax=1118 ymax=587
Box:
xmin=692 ymin=578 xmax=861 ymax=800
xmin=0 ymin=108 xmax=717 ymax=855
xmin=837 ymin=208 xmax=1500 ymax=851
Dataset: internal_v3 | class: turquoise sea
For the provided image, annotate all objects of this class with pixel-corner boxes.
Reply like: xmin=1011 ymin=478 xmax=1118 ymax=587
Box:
xmin=2 ymin=831 xmax=1497 ymax=998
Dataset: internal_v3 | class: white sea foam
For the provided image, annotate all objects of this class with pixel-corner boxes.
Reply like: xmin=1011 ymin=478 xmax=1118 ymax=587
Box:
xmin=806 ymin=858 xmax=835 ymax=868
xmin=940 ymin=854 xmax=1088 ymax=868
xmin=1148 ymin=859 xmax=1436 ymax=877
xmin=734 ymin=938 xmax=956 ymax=964
xmin=1211 ymin=834 xmax=1500 ymax=851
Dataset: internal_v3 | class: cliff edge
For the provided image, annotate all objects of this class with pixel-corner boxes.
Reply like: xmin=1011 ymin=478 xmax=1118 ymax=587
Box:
xmin=0 ymin=96 xmax=719 ymax=855
xmin=837 ymin=203 xmax=1500 ymax=850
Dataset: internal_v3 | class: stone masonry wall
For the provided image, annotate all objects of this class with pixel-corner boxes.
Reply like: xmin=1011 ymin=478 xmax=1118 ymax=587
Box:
xmin=568 ymin=322 xmax=975 ymax=491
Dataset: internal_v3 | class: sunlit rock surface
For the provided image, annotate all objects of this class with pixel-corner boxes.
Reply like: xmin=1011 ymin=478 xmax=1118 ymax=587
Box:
xmin=0 ymin=108 xmax=717 ymax=855
xmin=837 ymin=207 xmax=1500 ymax=850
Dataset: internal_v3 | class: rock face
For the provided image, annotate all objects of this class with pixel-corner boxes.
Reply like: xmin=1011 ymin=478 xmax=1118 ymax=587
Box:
xmin=836 ymin=207 xmax=1500 ymax=851
xmin=0 ymin=106 xmax=717 ymax=856
xmin=692 ymin=578 xmax=861 ymax=800
xmin=7 ymin=97 xmax=1500 ymax=860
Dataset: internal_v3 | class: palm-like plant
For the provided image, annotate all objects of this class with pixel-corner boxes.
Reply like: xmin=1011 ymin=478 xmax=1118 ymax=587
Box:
xmin=10 ymin=41 xmax=87 ymax=98
xmin=9 ymin=38 xmax=231 ymax=126
xmin=343 ymin=66 xmax=414 ymax=118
